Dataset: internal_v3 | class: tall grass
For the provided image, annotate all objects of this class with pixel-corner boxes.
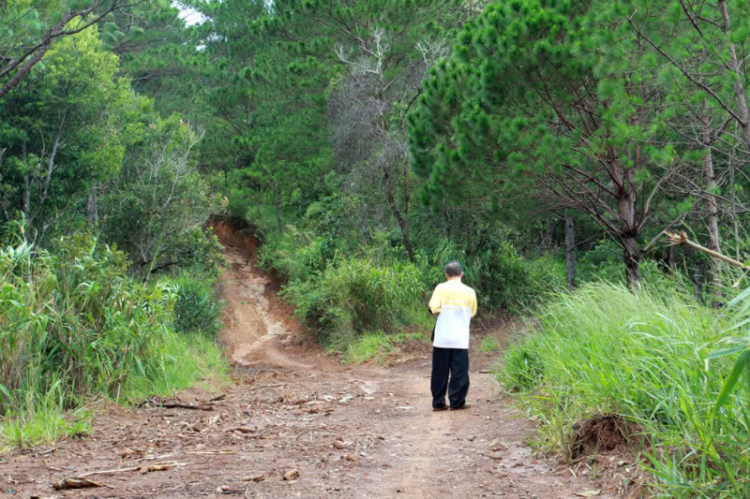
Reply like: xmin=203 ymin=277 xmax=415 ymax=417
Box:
xmin=0 ymin=231 xmax=227 ymax=448
xmin=501 ymin=283 xmax=750 ymax=498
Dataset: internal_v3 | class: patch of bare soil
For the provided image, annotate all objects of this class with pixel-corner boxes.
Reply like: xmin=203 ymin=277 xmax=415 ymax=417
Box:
xmin=571 ymin=415 xmax=628 ymax=460
xmin=0 ymin=219 xmax=635 ymax=498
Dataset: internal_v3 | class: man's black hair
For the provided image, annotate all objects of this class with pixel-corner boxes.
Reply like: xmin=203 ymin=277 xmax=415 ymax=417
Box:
xmin=445 ymin=261 xmax=463 ymax=277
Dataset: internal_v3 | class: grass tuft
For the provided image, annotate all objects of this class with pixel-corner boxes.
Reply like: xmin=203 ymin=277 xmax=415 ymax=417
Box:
xmin=500 ymin=282 xmax=750 ymax=498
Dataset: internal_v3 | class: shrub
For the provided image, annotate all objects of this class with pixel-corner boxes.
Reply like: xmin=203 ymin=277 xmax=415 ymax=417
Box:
xmin=500 ymin=283 xmax=750 ymax=497
xmin=171 ymin=272 xmax=223 ymax=337
xmin=0 ymin=231 xmax=226 ymax=446
xmin=283 ymin=255 xmax=430 ymax=343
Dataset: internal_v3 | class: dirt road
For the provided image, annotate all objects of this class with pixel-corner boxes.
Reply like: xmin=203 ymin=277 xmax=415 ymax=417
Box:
xmin=0 ymin=224 xmax=617 ymax=498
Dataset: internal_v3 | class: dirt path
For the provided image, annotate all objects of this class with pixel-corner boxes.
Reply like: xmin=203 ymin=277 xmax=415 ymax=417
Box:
xmin=0 ymin=224 xmax=619 ymax=498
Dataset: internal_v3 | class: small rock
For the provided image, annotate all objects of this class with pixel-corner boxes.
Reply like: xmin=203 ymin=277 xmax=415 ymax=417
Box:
xmin=344 ymin=454 xmax=358 ymax=462
xmin=284 ymin=469 xmax=300 ymax=481
xmin=397 ymin=488 xmax=405 ymax=493
xmin=338 ymin=395 xmax=354 ymax=404
xmin=120 ymin=448 xmax=137 ymax=458
xmin=467 ymin=436 xmax=476 ymax=442
xmin=333 ymin=440 xmax=345 ymax=449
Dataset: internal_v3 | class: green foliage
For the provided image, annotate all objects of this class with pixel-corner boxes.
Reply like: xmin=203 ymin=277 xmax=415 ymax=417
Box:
xmin=478 ymin=336 xmax=500 ymax=353
xmin=171 ymin=271 xmax=223 ymax=337
xmin=283 ymin=254 xmax=429 ymax=341
xmin=500 ymin=283 xmax=750 ymax=497
xmin=0 ymin=228 xmax=226 ymax=446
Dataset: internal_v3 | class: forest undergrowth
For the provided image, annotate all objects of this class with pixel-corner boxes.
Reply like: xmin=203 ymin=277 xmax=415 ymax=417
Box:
xmin=0 ymin=224 xmax=228 ymax=449
xmin=502 ymin=283 xmax=750 ymax=498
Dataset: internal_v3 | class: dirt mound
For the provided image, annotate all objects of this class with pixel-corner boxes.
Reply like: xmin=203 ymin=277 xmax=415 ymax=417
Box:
xmin=570 ymin=414 xmax=628 ymax=459
xmin=210 ymin=215 xmax=257 ymax=263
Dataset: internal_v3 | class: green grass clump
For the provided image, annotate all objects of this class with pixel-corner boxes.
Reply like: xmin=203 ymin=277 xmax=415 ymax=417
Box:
xmin=500 ymin=283 xmax=750 ymax=498
xmin=0 ymin=231 xmax=228 ymax=448
xmin=479 ymin=336 xmax=501 ymax=353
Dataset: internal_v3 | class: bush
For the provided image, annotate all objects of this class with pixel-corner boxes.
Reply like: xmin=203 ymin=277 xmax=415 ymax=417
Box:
xmin=500 ymin=283 xmax=750 ymax=497
xmin=283 ymin=255 xmax=430 ymax=343
xmin=459 ymin=242 xmax=566 ymax=313
xmin=0 ymin=231 xmax=226 ymax=446
xmin=171 ymin=272 xmax=223 ymax=337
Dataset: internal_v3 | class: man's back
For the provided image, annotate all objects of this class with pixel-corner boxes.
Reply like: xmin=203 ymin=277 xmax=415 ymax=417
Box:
xmin=429 ymin=280 xmax=477 ymax=349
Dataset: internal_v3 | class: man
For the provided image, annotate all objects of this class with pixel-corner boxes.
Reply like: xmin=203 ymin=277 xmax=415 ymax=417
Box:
xmin=428 ymin=261 xmax=477 ymax=411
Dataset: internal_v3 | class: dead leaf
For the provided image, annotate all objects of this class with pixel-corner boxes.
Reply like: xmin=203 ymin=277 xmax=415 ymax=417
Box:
xmin=52 ymin=478 xmax=103 ymax=490
xmin=120 ymin=448 xmax=137 ymax=458
xmin=140 ymin=464 xmax=171 ymax=474
xmin=575 ymin=490 xmax=602 ymax=497
xmin=283 ymin=469 xmax=300 ymax=481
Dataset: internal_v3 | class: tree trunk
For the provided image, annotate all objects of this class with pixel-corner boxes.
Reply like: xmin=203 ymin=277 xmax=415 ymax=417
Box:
xmin=615 ymin=164 xmax=641 ymax=287
xmin=668 ymin=244 xmax=676 ymax=271
xmin=719 ymin=0 xmax=750 ymax=148
xmin=87 ymin=185 xmax=98 ymax=225
xmin=703 ymin=114 xmax=722 ymax=303
xmin=564 ymin=215 xmax=576 ymax=290
xmin=383 ymin=166 xmax=415 ymax=262
xmin=276 ymin=202 xmax=283 ymax=234
xmin=622 ymin=234 xmax=641 ymax=287
xmin=23 ymin=175 xmax=31 ymax=215
xmin=22 ymin=142 xmax=30 ymax=216
xmin=730 ymin=141 xmax=740 ymax=259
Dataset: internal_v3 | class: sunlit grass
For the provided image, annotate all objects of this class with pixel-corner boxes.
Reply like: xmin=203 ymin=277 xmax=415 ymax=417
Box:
xmin=500 ymin=283 xmax=750 ymax=498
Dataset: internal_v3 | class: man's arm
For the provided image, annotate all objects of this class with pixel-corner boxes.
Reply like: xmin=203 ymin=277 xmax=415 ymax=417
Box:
xmin=470 ymin=291 xmax=478 ymax=318
xmin=428 ymin=287 xmax=441 ymax=315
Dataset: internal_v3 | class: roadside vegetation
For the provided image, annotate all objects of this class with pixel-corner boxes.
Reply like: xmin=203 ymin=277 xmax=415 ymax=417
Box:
xmin=502 ymin=284 xmax=750 ymax=497
xmin=5 ymin=0 xmax=750 ymax=495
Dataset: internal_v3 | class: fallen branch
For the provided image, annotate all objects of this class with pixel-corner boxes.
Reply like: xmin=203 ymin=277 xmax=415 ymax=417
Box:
xmin=77 ymin=466 xmax=140 ymax=478
xmin=137 ymin=397 xmax=214 ymax=411
xmin=666 ymin=232 xmax=749 ymax=269
xmin=52 ymin=477 xmax=107 ymax=490
xmin=666 ymin=231 xmax=750 ymax=287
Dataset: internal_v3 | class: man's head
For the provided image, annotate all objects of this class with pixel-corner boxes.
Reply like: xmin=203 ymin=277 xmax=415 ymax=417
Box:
xmin=444 ymin=261 xmax=463 ymax=280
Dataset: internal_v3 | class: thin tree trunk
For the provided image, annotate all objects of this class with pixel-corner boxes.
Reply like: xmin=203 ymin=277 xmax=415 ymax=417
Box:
xmin=87 ymin=185 xmax=98 ymax=225
xmin=616 ymin=165 xmax=641 ymax=287
xmin=22 ymin=142 xmax=30 ymax=215
xmin=276 ymin=202 xmax=283 ymax=234
xmin=564 ymin=215 xmax=576 ymax=290
xmin=719 ymin=0 xmax=750 ymax=148
xmin=703 ymin=114 xmax=722 ymax=303
xmin=730 ymin=137 xmax=740 ymax=259
xmin=23 ymin=175 xmax=31 ymax=215
xmin=383 ymin=166 xmax=415 ymax=262
xmin=38 ymin=112 xmax=68 ymax=213
xmin=668 ymin=244 xmax=676 ymax=271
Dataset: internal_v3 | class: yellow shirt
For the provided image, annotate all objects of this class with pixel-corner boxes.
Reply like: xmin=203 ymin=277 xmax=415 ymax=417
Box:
xmin=429 ymin=280 xmax=477 ymax=349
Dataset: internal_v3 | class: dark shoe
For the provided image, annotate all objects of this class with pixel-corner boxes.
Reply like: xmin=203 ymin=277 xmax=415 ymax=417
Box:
xmin=450 ymin=403 xmax=471 ymax=411
xmin=432 ymin=405 xmax=448 ymax=412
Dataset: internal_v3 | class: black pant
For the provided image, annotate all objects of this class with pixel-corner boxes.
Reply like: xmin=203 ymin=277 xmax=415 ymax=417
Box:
xmin=431 ymin=347 xmax=470 ymax=409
